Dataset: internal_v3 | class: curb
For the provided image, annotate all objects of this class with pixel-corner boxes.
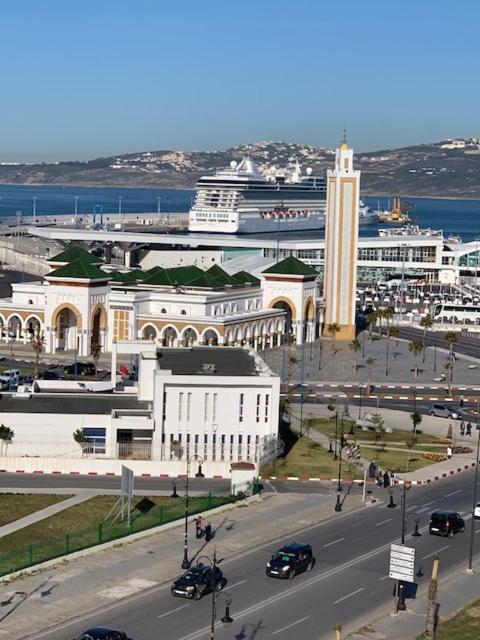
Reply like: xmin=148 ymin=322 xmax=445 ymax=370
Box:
xmin=0 ymin=470 xmax=225 ymax=479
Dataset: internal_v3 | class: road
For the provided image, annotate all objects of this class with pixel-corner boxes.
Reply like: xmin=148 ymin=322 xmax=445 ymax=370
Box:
xmin=29 ymin=469 xmax=480 ymax=640
xmin=397 ymin=326 xmax=480 ymax=361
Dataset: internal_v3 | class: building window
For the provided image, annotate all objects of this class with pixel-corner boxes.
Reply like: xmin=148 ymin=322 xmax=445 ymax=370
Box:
xmin=180 ymin=310 xmax=187 ymax=315
xmin=213 ymin=393 xmax=218 ymax=421
xmin=161 ymin=308 xmax=167 ymax=314
xmin=204 ymin=393 xmax=209 ymax=422
xmin=187 ymin=392 xmax=192 ymax=422
xmin=113 ymin=310 xmax=129 ymax=340
xmin=162 ymin=391 xmax=167 ymax=421
xmin=265 ymin=394 xmax=270 ymax=423
xmin=178 ymin=392 xmax=184 ymax=422
xmin=239 ymin=393 xmax=244 ymax=422
xmin=82 ymin=427 xmax=106 ymax=454
xmin=256 ymin=394 xmax=261 ymax=423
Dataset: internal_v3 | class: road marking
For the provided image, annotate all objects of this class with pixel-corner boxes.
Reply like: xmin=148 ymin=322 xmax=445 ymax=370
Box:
xmin=406 ymin=505 xmax=419 ymax=512
xmin=324 ymin=537 xmax=344 ymax=547
xmin=422 ymin=545 xmax=449 ymax=560
xmin=417 ymin=386 xmax=425 ymax=389
xmin=444 ymin=489 xmax=461 ymax=498
xmin=431 ymin=386 xmax=438 ymax=389
xmin=401 ymin=385 xmax=409 ymax=389
xmin=333 ymin=587 xmax=365 ymax=605
xmin=376 ymin=518 xmax=392 ymax=527
xmin=387 ymin=385 xmax=395 ymax=389
xmin=384 ymin=395 xmax=393 ymax=399
xmin=379 ymin=574 xmax=390 ymax=581
xmin=420 ymin=500 xmax=435 ymax=507
xmin=272 ymin=616 xmax=309 ymax=635
xmin=227 ymin=579 xmax=247 ymax=589
xmin=415 ymin=507 xmax=431 ymax=514
xmin=266 ymin=480 xmax=278 ymax=493
xmin=157 ymin=603 xmax=190 ymax=618
xmin=476 ymin=529 xmax=480 ymax=534
xmin=399 ymin=396 xmax=409 ymax=400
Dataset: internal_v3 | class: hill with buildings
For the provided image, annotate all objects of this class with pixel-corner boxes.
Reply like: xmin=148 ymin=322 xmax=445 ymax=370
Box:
xmin=1 ymin=138 xmax=479 ymax=197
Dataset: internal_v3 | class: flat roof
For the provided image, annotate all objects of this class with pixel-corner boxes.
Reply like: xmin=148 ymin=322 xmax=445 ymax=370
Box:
xmin=0 ymin=393 xmax=148 ymax=414
xmin=157 ymin=347 xmax=259 ymax=377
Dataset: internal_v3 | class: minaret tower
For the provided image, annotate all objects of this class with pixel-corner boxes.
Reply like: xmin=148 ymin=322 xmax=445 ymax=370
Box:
xmin=323 ymin=133 xmax=360 ymax=341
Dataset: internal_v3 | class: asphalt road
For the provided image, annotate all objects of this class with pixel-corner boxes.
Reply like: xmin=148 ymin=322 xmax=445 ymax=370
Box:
xmin=29 ymin=469 xmax=480 ymax=640
xmin=394 ymin=326 xmax=480 ymax=361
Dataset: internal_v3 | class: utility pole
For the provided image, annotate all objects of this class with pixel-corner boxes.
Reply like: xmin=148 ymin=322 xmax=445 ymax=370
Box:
xmin=467 ymin=399 xmax=480 ymax=573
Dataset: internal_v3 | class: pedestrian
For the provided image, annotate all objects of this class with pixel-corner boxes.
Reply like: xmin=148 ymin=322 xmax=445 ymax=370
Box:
xmin=389 ymin=470 xmax=395 ymax=484
xmin=460 ymin=395 xmax=464 ymax=407
xmin=383 ymin=470 xmax=390 ymax=488
xmin=460 ymin=421 xmax=465 ymax=437
xmin=377 ymin=470 xmax=383 ymax=488
xmin=193 ymin=516 xmax=204 ymax=539
xmin=466 ymin=423 xmax=472 ymax=437
xmin=446 ymin=445 xmax=452 ymax=460
xmin=368 ymin=461 xmax=377 ymax=479
xmin=204 ymin=521 xmax=212 ymax=542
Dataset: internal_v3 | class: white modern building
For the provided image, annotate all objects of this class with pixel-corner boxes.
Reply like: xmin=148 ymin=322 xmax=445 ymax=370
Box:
xmin=0 ymin=342 xmax=280 ymax=478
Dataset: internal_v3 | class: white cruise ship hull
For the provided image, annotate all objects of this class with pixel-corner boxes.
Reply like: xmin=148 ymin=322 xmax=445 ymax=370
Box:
xmin=189 ymin=213 xmax=325 ymax=234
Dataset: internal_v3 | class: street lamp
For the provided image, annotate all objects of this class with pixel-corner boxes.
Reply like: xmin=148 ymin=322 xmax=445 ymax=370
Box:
xmin=196 ymin=551 xmax=234 ymax=640
xmin=334 ymin=427 xmax=344 ymax=512
xmin=181 ymin=454 xmax=205 ymax=570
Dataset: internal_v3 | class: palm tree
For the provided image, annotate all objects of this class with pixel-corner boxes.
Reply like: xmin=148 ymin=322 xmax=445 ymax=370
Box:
xmin=348 ymin=338 xmax=361 ymax=372
xmin=383 ymin=307 xmax=394 ymax=327
xmin=389 ymin=325 xmax=400 ymax=359
xmin=366 ymin=357 xmax=376 ymax=397
xmin=444 ymin=361 xmax=454 ymax=395
xmin=327 ymin=323 xmax=340 ymax=355
xmin=90 ymin=341 xmax=102 ymax=380
xmin=420 ymin=315 xmax=434 ymax=363
xmin=444 ymin=331 xmax=458 ymax=364
xmin=30 ymin=330 xmax=45 ymax=379
xmin=409 ymin=339 xmax=424 ymax=378
xmin=365 ymin=311 xmax=377 ymax=342
xmin=0 ymin=423 xmax=14 ymax=455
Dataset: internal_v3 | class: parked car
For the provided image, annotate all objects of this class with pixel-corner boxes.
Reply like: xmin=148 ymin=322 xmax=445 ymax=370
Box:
xmin=429 ymin=510 xmax=465 ymax=537
xmin=64 ymin=362 xmax=96 ymax=377
xmin=41 ymin=369 xmax=62 ymax=380
xmin=429 ymin=404 xmax=461 ymax=420
xmin=266 ymin=542 xmax=315 ymax=579
xmin=171 ymin=563 xmax=226 ymax=600
xmin=474 ymin=503 xmax=480 ymax=520
xmin=74 ymin=628 xmax=129 ymax=640
xmin=2 ymin=369 xmax=21 ymax=385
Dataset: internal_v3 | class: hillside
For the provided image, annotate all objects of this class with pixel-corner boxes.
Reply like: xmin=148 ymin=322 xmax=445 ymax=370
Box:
xmin=1 ymin=138 xmax=479 ymax=197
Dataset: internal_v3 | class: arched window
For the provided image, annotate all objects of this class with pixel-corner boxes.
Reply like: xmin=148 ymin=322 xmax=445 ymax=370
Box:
xmin=28 ymin=299 xmax=34 ymax=305
xmin=180 ymin=310 xmax=187 ymax=315
xmin=161 ymin=308 xmax=167 ymax=314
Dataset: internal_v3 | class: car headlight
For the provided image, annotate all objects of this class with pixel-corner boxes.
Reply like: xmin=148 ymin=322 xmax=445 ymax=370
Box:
xmin=266 ymin=562 xmax=271 ymax=568
xmin=281 ymin=565 xmax=290 ymax=571
xmin=186 ymin=586 xmax=195 ymax=591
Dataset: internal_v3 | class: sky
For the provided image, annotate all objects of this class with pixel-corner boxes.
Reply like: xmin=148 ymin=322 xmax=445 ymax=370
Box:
xmin=1 ymin=0 xmax=479 ymax=162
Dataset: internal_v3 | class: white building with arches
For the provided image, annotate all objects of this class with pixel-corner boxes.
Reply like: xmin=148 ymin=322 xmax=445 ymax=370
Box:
xmin=0 ymin=247 xmax=321 ymax=357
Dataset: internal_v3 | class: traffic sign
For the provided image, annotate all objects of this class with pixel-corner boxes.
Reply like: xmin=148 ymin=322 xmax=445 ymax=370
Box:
xmin=389 ymin=544 xmax=415 ymax=583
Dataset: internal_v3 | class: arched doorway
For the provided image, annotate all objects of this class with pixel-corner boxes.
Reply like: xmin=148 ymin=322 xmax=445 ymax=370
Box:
xmin=56 ymin=308 xmax=78 ymax=351
xmin=272 ymin=300 xmax=294 ymax=335
xmin=182 ymin=327 xmax=198 ymax=346
xmin=90 ymin=305 xmax=107 ymax=351
xmin=142 ymin=324 xmax=157 ymax=341
xmin=163 ymin=326 xmax=178 ymax=347
xmin=26 ymin=316 xmax=41 ymax=338
xmin=202 ymin=328 xmax=219 ymax=346
xmin=7 ymin=315 xmax=23 ymax=341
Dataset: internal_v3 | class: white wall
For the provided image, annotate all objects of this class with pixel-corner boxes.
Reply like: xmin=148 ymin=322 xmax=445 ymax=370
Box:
xmin=139 ymin=249 xmax=224 ymax=270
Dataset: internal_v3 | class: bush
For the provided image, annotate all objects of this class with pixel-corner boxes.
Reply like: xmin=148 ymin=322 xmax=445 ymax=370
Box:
xmin=423 ymin=452 xmax=447 ymax=462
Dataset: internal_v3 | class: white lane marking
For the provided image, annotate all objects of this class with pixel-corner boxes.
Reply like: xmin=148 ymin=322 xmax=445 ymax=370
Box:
xmin=444 ymin=489 xmax=461 ymax=498
xmin=376 ymin=518 xmax=393 ymax=527
xmin=406 ymin=505 xmax=419 ymax=512
xmin=272 ymin=616 xmax=309 ymax=635
xmin=333 ymin=587 xmax=365 ymax=605
xmin=266 ymin=480 xmax=278 ymax=494
xmin=422 ymin=545 xmax=449 ymax=560
xmin=157 ymin=603 xmax=190 ymax=618
xmin=420 ymin=500 xmax=435 ymax=507
xmin=417 ymin=386 xmax=425 ymax=389
xmin=387 ymin=385 xmax=395 ymax=389
xmin=379 ymin=574 xmax=390 ymax=581
xmin=324 ymin=537 xmax=344 ymax=547
xmin=227 ymin=579 xmax=248 ymax=589
xmin=384 ymin=395 xmax=393 ymax=399
xmin=476 ymin=529 xmax=480 ymax=534
xmin=431 ymin=386 xmax=438 ymax=389
xmin=399 ymin=396 xmax=409 ymax=400
xmin=415 ymin=507 xmax=431 ymax=514
xmin=401 ymin=385 xmax=409 ymax=389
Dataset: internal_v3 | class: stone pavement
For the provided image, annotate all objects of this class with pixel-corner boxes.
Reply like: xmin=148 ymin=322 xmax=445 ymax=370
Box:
xmin=261 ymin=335 xmax=479 ymax=385
xmin=0 ymin=493 xmax=96 ymax=538
xmin=0 ymin=491 xmax=366 ymax=640
xmin=289 ymin=404 xmax=479 ymax=485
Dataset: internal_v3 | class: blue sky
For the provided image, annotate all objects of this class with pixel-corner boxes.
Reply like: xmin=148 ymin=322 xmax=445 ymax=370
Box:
xmin=1 ymin=0 xmax=479 ymax=161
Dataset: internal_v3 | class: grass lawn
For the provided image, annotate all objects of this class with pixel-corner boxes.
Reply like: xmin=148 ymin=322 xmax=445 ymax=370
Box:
xmin=261 ymin=434 xmax=360 ymax=480
xmin=309 ymin=418 xmax=448 ymax=473
xmin=0 ymin=494 xmax=71 ymax=527
xmin=0 ymin=494 xmax=235 ymax=577
xmin=416 ymin=598 xmax=480 ymax=640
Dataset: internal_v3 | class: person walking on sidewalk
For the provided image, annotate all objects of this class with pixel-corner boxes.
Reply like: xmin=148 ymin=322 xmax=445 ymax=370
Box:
xmin=193 ymin=516 xmax=204 ymax=539
xmin=204 ymin=521 xmax=212 ymax=542
xmin=383 ymin=470 xmax=390 ymax=488
xmin=446 ymin=445 xmax=452 ymax=460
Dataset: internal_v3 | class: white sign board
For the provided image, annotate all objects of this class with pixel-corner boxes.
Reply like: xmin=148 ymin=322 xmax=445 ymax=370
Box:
xmin=389 ymin=544 xmax=415 ymax=583
xmin=121 ymin=465 xmax=134 ymax=499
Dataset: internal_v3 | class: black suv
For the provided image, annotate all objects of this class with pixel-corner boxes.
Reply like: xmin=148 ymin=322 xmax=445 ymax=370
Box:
xmin=64 ymin=362 xmax=96 ymax=377
xmin=75 ymin=629 xmax=129 ymax=640
xmin=266 ymin=542 xmax=315 ymax=579
xmin=171 ymin=563 xmax=226 ymax=600
xmin=429 ymin=510 xmax=465 ymax=537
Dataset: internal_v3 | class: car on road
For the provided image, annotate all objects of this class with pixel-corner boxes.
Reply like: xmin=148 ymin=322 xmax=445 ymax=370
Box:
xmin=266 ymin=542 xmax=315 ymax=579
xmin=474 ymin=503 xmax=480 ymax=520
xmin=171 ymin=563 xmax=226 ymax=600
xmin=64 ymin=362 xmax=96 ymax=377
xmin=40 ymin=369 xmax=62 ymax=380
xmin=429 ymin=510 xmax=465 ymax=537
xmin=74 ymin=628 xmax=130 ymax=640
xmin=429 ymin=403 xmax=461 ymax=420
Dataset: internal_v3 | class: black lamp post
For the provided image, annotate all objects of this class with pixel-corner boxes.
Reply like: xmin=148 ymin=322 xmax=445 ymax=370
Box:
xmin=334 ymin=411 xmax=339 ymax=460
xmin=181 ymin=455 xmax=205 ymax=570
xmin=171 ymin=479 xmax=179 ymax=498
xmin=196 ymin=551 xmax=233 ymax=640
xmin=387 ymin=487 xmax=397 ymax=509
xmin=334 ymin=435 xmax=343 ymax=512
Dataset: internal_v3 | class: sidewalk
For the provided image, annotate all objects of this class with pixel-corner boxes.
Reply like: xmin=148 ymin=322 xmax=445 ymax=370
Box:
xmin=0 ymin=492 xmax=366 ymax=640
xmin=288 ymin=404 xmax=478 ymax=485
xmin=0 ymin=493 xmax=96 ymax=538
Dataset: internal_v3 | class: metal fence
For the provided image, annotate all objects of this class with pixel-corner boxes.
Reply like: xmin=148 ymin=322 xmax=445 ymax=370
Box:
xmin=0 ymin=493 xmax=247 ymax=578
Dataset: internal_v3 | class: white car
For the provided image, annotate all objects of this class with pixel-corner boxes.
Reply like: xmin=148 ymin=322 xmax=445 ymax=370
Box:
xmin=474 ymin=503 xmax=480 ymax=520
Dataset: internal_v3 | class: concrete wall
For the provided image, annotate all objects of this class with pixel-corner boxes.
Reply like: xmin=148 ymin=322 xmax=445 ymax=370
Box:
xmin=139 ymin=249 xmax=224 ymax=270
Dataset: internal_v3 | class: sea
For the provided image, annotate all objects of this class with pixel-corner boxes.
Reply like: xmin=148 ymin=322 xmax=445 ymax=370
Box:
xmin=0 ymin=184 xmax=478 ymax=241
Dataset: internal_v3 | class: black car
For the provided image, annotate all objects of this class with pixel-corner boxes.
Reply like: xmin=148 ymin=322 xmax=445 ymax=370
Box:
xmin=429 ymin=510 xmax=465 ymax=537
xmin=171 ymin=563 xmax=226 ymax=600
xmin=40 ymin=369 xmax=61 ymax=380
xmin=74 ymin=628 xmax=129 ymax=640
xmin=64 ymin=362 xmax=96 ymax=377
xmin=266 ymin=542 xmax=315 ymax=579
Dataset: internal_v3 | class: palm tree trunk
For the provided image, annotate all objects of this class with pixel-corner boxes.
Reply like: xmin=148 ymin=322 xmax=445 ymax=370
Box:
xmin=422 ymin=328 xmax=426 ymax=363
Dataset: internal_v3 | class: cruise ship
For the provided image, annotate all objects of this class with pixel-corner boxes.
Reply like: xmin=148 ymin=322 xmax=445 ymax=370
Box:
xmin=188 ymin=158 xmax=327 ymax=234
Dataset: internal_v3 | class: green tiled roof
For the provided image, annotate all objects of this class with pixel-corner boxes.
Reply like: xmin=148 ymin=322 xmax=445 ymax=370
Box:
xmin=206 ymin=264 xmax=239 ymax=285
xmin=231 ymin=270 xmax=260 ymax=285
xmin=143 ymin=265 xmax=205 ymax=286
xmin=112 ymin=269 xmax=145 ymax=283
xmin=47 ymin=258 xmax=110 ymax=281
xmin=184 ymin=273 xmax=224 ymax=289
xmin=49 ymin=245 xmax=101 ymax=265
xmin=263 ymin=256 xmax=318 ymax=277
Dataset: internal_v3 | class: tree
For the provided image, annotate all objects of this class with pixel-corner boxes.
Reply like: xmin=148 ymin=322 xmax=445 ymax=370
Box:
xmin=389 ymin=325 xmax=400 ymax=359
xmin=0 ymin=423 xmax=14 ymax=455
xmin=444 ymin=361 xmax=454 ymax=395
xmin=411 ymin=410 xmax=422 ymax=434
xmin=383 ymin=307 xmax=394 ymax=327
xmin=365 ymin=311 xmax=377 ymax=341
xmin=405 ymin=433 xmax=419 ymax=471
xmin=420 ymin=315 xmax=434 ymax=363
xmin=73 ymin=428 xmax=86 ymax=456
xmin=366 ymin=357 xmax=376 ymax=397
xmin=348 ymin=338 xmax=361 ymax=372
xmin=327 ymin=323 xmax=340 ymax=355
xmin=367 ymin=413 xmax=386 ymax=433
xmin=90 ymin=341 xmax=102 ymax=380
xmin=30 ymin=330 xmax=45 ymax=379
xmin=444 ymin=331 xmax=458 ymax=382
xmin=409 ymin=339 xmax=424 ymax=378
